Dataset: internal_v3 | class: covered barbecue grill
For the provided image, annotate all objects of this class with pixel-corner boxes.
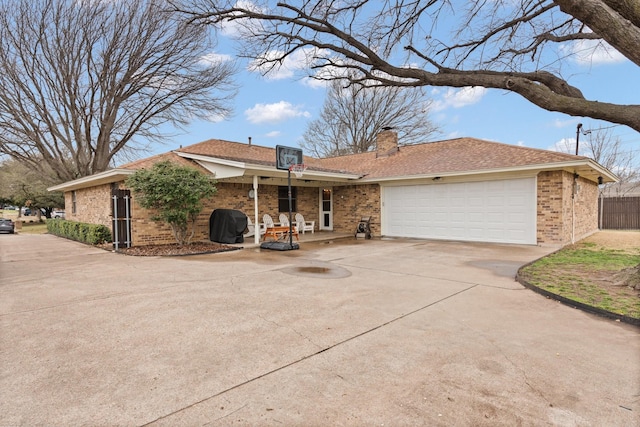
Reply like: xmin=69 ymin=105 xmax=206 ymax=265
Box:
xmin=209 ymin=209 xmax=248 ymax=244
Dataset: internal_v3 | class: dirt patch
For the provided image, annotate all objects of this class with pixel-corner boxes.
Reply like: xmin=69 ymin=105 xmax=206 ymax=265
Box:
xmin=581 ymin=230 xmax=640 ymax=252
xmin=112 ymin=242 xmax=240 ymax=256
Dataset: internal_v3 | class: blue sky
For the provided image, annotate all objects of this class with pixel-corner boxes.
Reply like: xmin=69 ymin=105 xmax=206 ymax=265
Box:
xmin=148 ymin=20 xmax=639 ymax=166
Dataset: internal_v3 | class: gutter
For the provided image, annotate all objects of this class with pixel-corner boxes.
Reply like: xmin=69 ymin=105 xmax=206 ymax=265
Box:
xmin=47 ymin=169 xmax=135 ymax=192
xmin=359 ymin=159 xmax=619 ymax=184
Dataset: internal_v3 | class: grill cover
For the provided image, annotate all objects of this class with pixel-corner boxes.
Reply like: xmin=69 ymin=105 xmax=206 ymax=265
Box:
xmin=209 ymin=209 xmax=248 ymax=244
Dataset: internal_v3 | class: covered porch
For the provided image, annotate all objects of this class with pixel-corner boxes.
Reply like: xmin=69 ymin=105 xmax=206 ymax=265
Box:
xmin=176 ymin=151 xmax=362 ymax=246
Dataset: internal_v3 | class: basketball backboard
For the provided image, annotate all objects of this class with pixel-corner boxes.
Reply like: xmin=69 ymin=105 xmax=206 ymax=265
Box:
xmin=276 ymin=145 xmax=303 ymax=170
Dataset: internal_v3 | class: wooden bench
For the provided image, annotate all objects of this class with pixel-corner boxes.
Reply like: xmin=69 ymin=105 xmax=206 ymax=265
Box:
xmin=262 ymin=225 xmax=299 ymax=242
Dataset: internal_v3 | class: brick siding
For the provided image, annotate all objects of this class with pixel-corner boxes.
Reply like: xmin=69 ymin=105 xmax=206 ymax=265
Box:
xmin=332 ymin=184 xmax=381 ymax=235
xmin=64 ymin=183 xmax=113 ymax=228
xmin=66 ymin=172 xmax=598 ymax=247
xmin=537 ymin=171 xmax=598 ymax=245
xmin=66 ymin=182 xmax=324 ymax=246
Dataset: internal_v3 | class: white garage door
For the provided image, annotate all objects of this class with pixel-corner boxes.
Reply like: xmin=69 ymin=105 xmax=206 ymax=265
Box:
xmin=382 ymin=177 xmax=537 ymax=244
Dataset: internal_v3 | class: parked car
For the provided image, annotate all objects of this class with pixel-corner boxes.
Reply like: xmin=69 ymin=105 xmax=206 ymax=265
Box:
xmin=52 ymin=210 xmax=65 ymax=219
xmin=0 ymin=218 xmax=15 ymax=234
xmin=21 ymin=207 xmax=31 ymax=216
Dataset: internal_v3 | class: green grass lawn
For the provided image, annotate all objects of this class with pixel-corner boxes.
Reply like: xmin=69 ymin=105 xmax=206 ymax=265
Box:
xmin=520 ymin=242 xmax=640 ymax=319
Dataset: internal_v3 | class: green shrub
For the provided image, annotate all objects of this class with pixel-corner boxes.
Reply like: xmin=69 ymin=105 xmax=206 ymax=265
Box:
xmin=47 ymin=219 xmax=112 ymax=244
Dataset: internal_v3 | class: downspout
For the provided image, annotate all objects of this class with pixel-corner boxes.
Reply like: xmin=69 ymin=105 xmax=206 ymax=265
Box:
xmin=253 ymin=175 xmax=259 ymax=245
xmin=598 ymin=176 xmax=604 ymax=230
xmin=571 ymin=173 xmax=578 ymax=244
xmin=572 ymin=195 xmax=575 ymax=244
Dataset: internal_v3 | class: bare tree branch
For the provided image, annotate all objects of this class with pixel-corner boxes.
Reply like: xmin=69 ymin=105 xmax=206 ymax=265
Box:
xmin=556 ymin=127 xmax=639 ymax=196
xmin=172 ymin=0 xmax=640 ymax=133
xmin=301 ymin=78 xmax=439 ymax=157
xmin=0 ymin=0 xmax=237 ymax=182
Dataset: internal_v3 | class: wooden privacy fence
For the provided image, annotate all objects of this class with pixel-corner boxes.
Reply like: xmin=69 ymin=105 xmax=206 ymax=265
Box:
xmin=598 ymin=197 xmax=640 ymax=230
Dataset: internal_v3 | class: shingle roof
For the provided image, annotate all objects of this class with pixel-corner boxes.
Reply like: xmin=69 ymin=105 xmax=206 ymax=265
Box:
xmin=315 ymin=137 xmax=586 ymax=178
xmin=176 ymin=138 xmax=276 ymax=166
xmin=120 ymin=152 xmax=209 ymax=173
xmin=174 ymin=138 xmax=354 ymax=174
xmin=49 ymin=135 xmax=611 ymax=193
xmin=122 ymin=136 xmax=591 ymax=179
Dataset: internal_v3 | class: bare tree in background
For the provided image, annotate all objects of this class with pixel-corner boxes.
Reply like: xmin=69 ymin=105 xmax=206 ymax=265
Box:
xmin=583 ymin=129 xmax=639 ymax=196
xmin=301 ymin=81 xmax=439 ymax=157
xmin=555 ymin=127 xmax=639 ymax=195
xmin=173 ymin=0 xmax=640 ymax=133
xmin=0 ymin=0 xmax=237 ymax=182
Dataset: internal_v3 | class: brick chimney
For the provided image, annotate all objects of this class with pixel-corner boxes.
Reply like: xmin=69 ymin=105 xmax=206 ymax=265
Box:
xmin=376 ymin=128 xmax=399 ymax=157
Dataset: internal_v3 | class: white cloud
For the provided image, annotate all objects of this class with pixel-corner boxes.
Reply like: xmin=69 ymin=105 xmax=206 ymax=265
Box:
xmin=302 ymin=76 xmax=329 ymax=89
xmin=248 ymin=47 xmax=330 ymax=81
xmin=245 ymin=101 xmax=311 ymax=124
xmin=552 ymin=118 xmax=580 ymax=129
xmin=199 ymin=52 xmax=233 ymax=67
xmin=562 ymin=36 xmax=626 ymax=66
xmin=206 ymin=112 xmax=227 ymax=123
xmin=516 ymin=141 xmax=526 ymax=147
xmin=548 ymin=138 xmax=576 ymax=154
xmin=265 ymin=130 xmax=281 ymax=137
xmin=431 ymin=87 xmax=487 ymax=111
xmin=218 ymin=1 xmax=265 ymax=37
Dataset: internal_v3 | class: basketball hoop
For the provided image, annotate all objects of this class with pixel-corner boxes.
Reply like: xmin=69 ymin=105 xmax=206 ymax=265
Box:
xmin=289 ymin=163 xmax=307 ymax=178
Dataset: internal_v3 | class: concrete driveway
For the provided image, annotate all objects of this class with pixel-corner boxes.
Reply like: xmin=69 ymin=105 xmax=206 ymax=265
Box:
xmin=1 ymin=234 xmax=638 ymax=426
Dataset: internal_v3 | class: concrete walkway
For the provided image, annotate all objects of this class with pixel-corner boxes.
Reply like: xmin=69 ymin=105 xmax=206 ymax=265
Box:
xmin=1 ymin=234 xmax=638 ymax=426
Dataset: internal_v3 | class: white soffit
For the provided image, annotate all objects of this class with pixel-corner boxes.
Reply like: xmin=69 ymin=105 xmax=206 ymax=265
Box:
xmin=174 ymin=152 xmax=246 ymax=179
xmin=193 ymin=160 xmax=245 ymax=179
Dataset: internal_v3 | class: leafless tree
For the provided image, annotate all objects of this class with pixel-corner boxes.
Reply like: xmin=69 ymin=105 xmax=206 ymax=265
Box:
xmin=301 ymin=80 xmax=439 ymax=157
xmin=0 ymin=0 xmax=237 ymax=182
xmin=172 ymin=0 xmax=640 ymax=133
xmin=583 ymin=129 xmax=639 ymax=196
xmin=555 ymin=127 xmax=639 ymax=195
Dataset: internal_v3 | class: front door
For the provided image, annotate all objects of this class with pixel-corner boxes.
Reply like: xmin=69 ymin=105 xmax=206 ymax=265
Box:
xmin=320 ymin=188 xmax=333 ymax=230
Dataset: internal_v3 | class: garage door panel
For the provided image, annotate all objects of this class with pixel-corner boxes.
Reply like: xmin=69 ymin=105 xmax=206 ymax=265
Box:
xmin=487 ymin=212 xmax=504 ymax=223
xmin=383 ymin=177 xmax=536 ymax=244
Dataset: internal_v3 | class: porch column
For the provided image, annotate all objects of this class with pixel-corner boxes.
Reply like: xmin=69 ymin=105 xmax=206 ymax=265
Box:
xmin=253 ymin=175 xmax=259 ymax=245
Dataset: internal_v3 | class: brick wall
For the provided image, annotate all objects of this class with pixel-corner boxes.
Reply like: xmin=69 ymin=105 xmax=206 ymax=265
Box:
xmin=537 ymin=171 xmax=599 ymax=245
xmin=573 ymin=174 xmax=599 ymax=241
xmin=130 ymin=186 xmax=329 ymax=246
xmin=333 ymin=184 xmax=381 ymax=235
xmin=376 ymin=130 xmax=399 ymax=154
xmin=89 ymin=182 xmax=325 ymax=246
xmin=192 ymin=183 xmax=321 ymax=243
xmin=64 ymin=184 xmax=113 ymax=228
xmin=67 ymin=172 xmax=598 ymax=247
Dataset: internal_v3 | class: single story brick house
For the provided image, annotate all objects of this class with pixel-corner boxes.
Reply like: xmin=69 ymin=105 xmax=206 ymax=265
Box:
xmin=49 ymin=130 xmax=616 ymax=247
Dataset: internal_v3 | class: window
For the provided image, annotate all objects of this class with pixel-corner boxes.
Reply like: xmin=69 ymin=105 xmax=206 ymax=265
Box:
xmin=71 ymin=191 xmax=77 ymax=214
xmin=278 ymin=186 xmax=297 ymax=212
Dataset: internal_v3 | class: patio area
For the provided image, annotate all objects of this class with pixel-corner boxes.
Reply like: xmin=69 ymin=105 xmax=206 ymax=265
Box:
xmin=239 ymin=229 xmax=353 ymax=248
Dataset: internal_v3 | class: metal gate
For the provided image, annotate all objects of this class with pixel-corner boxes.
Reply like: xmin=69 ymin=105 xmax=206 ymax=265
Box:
xmin=112 ymin=189 xmax=132 ymax=249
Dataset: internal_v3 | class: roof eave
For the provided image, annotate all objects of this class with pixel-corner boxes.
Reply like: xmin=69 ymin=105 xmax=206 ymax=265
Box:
xmin=47 ymin=169 xmax=134 ymax=192
xmin=176 ymin=151 xmax=361 ymax=181
xmin=359 ymin=160 xmax=619 ymax=184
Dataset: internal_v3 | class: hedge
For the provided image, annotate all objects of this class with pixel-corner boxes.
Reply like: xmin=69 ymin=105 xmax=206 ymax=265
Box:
xmin=47 ymin=219 xmax=112 ymax=245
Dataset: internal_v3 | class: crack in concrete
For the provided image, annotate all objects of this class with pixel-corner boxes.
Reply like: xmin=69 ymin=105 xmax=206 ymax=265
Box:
xmin=447 ymin=315 xmax=552 ymax=407
xmin=255 ymin=313 xmax=322 ymax=350
xmin=140 ymin=283 xmax=479 ymax=426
